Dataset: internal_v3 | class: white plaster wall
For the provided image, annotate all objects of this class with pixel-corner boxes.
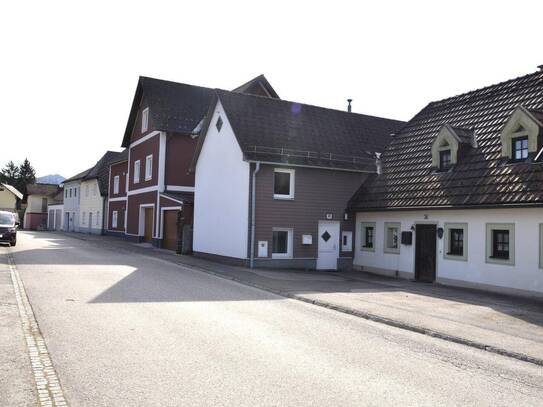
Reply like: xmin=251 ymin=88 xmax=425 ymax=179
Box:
xmin=63 ymin=181 xmax=81 ymax=232
xmin=79 ymin=179 xmax=105 ymax=234
xmin=354 ymin=208 xmax=543 ymax=295
xmin=26 ymin=195 xmax=46 ymax=213
xmin=194 ymin=100 xmax=250 ymax=259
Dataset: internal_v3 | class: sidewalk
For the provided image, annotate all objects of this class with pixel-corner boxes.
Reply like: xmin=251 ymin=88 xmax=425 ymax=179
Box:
xmin=0 ymin=250 xmax=36 ymax=406
xmin=63 ymin=232 xmax=543 ymax=365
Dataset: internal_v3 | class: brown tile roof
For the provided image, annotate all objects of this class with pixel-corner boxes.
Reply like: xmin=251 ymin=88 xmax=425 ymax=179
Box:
xmin=26 ymin=183 xmax=59 ymax=197
xmin=209 ymin=89 xmax=405 ymax=172
xmin=349 ymin=69 xmax=543 ymax=211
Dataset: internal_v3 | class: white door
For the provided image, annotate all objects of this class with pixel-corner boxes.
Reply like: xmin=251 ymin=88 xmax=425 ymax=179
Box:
xmin=317 ymin=221 xmax=340 ymax=270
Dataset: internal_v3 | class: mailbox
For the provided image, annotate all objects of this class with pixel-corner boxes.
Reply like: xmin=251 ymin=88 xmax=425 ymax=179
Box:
xmin=401 ymin=231 xmax=412 ymax=245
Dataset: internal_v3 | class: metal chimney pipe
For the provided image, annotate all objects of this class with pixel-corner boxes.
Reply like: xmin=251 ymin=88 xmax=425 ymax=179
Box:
xmin=347 ymin=99 xmax=352 ymax=113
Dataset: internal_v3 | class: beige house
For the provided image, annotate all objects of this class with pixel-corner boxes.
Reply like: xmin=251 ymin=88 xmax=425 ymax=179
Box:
xmin=0 ymin=183 xmax=23 ymax=214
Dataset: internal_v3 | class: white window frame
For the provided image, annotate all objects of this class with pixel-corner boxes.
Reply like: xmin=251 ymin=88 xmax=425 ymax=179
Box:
xmin=485 ymin=223 xmax=515 ymax=266
xmin=113 ymin=175 xmax=120 ymax=194
xmin=112 ymin=210 xmax=118 ymax=228
xmin=142 ymin=107 xmax=149 ymax=133
xmin=360 ymin=222 xmax=376 ymax=252
xmin=271 ymin=227 xmax=293 ymax=259
xmin=443 ymin=222 xmax=468 ymax=261
xmin=383 ymin=222 xmax=400 ymax=254
xmin=273 ymin=168 xmax=295 ymax=200
xmin=341 ymin=231 xmax=353 ymax=252
xmin=134 ymin=160 xmax=141 ymax=184
xmin=145 ymin=155 xmax=153 ymax=181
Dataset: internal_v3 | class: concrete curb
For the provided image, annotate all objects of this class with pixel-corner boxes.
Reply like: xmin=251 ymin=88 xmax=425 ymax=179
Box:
xmin=172 ymin=259 xmax=543 ymax=368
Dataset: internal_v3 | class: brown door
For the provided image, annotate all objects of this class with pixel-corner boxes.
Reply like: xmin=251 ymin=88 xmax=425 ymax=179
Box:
xmin=144 ymin=208 xmax=154 ymax=242
xmin=162 ymin=210 xmax=178 ymax=251
xmin=415 ymin=224 xmax=436 ymax=282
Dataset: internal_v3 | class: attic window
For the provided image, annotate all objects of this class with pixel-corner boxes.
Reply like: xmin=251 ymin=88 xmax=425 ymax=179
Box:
xmin=512 ymin=136 xmax=529 ymax=161
xmin=216 ymin=116 xmax=223 ymax=132
xmin=142 ymin=107 xmax=149 ymax=133
xmin=439 ymin=149 xmax=452 ymax=170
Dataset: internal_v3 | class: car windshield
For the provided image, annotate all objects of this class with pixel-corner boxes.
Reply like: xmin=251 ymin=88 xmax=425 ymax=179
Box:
xmin=0 ymin=213 xmax=15 ymax=226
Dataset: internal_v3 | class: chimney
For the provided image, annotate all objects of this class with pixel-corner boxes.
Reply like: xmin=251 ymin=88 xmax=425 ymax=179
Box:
xmin=347 ymin=99 xmax=352 ymax=113
xmin=375 ymin=152 xmax=382 ymax=175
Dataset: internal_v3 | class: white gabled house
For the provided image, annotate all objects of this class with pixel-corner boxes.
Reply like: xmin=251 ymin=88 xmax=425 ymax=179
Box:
xmin=349 ymin=68 xmax=543 ymax=299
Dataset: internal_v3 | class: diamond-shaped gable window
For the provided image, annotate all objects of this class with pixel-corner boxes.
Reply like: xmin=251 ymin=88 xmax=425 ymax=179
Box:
xmin=216 ymin=116 xmax=223 ymax=132
xmin=321 ymin=231 xmax=331 ymax=242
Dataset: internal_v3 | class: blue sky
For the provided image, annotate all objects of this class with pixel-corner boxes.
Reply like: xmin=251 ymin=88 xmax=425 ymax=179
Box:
xmin=2 ymin=0 xmax=543 ymax=177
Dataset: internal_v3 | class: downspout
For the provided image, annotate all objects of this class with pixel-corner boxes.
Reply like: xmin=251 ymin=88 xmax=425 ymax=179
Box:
xmin=102 ymin=194 xmax=107 ymax=235
xmin=250 ymin=162 xmax=261 ymax=269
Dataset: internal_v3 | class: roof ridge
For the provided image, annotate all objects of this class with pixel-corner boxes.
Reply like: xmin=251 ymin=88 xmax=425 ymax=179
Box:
xmin=215 ymin=88 xmax=405 ymax=125
xmin=140 ymin=76 xmax=214 ymax=92
xmin=428 ymin=69 xmax=542 ymax=107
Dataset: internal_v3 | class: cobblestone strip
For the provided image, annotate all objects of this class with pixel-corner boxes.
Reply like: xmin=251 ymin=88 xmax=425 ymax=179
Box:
xmin=7 ymin=251 xmax=68 ymax=407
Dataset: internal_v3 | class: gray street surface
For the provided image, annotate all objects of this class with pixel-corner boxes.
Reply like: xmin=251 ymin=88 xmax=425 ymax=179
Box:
xmin=2 ymin=231 xmax=543 ymax=406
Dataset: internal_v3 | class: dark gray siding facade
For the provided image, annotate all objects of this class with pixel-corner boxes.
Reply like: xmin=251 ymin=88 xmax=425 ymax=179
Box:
xmin=251 ymin=163 xmax=368 ymax=269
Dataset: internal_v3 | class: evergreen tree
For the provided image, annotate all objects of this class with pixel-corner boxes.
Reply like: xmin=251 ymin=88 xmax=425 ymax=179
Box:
xmin=0 ymin=161 xmax=19 ymax=186
xmin=17 ymin=158 xmax=36 ymax=197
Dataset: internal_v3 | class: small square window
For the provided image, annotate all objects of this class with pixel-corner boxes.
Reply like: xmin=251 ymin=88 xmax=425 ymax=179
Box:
xmin=439 ymin=149 xmax=451 ymax=170
xmin=444 ymin=223 xmax=468 ymax=261
xmin=512 ymin=136 xmax=528 ymax=161
xmin=486 ymin=223 xmax=515 ymax=266
xmin=492 ymin=230 xmax=509 ymax=259
xmin=134 ymin=160 xmax=141 ymax=184
xmin=113 ymin=176 xmax=120 ymax=194
xmin=273 ymin=169 xmax=295 ymax=199
xmin=360 ymin=222 xmax=376 ymax=252
xmin=216 ymin=116 xmax=223 ymax=132
xmin=145 ymin=155 xmax=153 ymax=181
xmin=142 ymin=107 xmax=149 ymax=133
xmin=384 ymin=222 xmax=400 ymax=254
xmin=272 ymin=228 xmax=293 ymax=258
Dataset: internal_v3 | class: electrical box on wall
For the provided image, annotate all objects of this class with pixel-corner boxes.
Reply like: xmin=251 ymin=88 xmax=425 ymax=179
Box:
xmin=258 ymin=241 xmax=268 ymax=257
xmin=302 ymin=234 xmax=313 ymax=245
xmin=401 ymin=231 xmax=412 ymax=245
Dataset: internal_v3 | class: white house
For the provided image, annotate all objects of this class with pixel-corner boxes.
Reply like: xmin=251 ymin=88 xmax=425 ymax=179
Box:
xmin=64 ymin=151 xmax=122 ymax=235
xmin=349 ymin=68 xmax=543 ymax=299
xmin=62 ymin=169 xmax=90 ymax=232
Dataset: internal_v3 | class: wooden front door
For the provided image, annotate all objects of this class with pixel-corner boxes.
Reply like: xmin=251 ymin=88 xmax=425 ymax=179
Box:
xmin=144 ymin=208 xmax=154 ymax=242
xmin=162 ymin=210 xmax=178 ymax=251
xmin=415 ymin=224 xmax=436 ymax=282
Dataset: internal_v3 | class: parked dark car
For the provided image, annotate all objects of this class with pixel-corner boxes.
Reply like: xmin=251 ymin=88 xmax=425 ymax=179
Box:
xmin=0 ymin=211 xmax=18 ymax=246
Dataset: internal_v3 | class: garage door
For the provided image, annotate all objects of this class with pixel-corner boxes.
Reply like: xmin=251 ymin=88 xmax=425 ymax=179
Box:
xmin=162 ymin=210 xmax=178 ymax=251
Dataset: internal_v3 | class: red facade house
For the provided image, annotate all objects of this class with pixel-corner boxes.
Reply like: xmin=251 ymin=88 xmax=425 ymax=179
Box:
xmin=110 ymin=75 xmax=279 ymax=251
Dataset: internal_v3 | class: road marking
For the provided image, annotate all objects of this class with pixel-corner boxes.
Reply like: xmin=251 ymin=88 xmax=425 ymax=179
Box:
xmin=7 ymin=250 xmax=68 ymax=406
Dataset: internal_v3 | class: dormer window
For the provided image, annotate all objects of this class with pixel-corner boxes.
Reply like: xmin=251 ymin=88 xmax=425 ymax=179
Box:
xmin=439 ymin=149 xmax=452 ymax=170
xmin=512 ymin=136 xmax=529 ymax=161
xmin=431 ymin=124 xmax=475 ymax=170
xmin=500 ymin=106 xmax=543 ymax=160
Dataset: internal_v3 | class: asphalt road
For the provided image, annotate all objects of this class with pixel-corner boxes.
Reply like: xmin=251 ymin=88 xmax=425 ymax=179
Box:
xmin=3 ymin=231 xmax=543 ymax=406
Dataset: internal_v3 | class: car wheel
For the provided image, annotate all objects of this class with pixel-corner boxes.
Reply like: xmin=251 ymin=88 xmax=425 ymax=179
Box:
xmin=10 ymin=240 xmax=16 ymax=247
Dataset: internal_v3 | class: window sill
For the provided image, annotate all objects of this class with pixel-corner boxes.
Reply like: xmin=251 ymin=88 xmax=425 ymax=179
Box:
xmin=273 ymin=195 xmax=294 ymax=200
xmin=361 ymin=247 xmax=375 ymax=252
xmin=444 ymin=253 xmax=467 ymax=261
xmin=384 ymin=248 xmax=400 ymax=254
xmin=486 ymin=256 xmax=514 ymax=266
xmin=271 ymin=253 xmax=293 ymax=259
xmin=145 ymin=177 xmax=152 ymax=181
